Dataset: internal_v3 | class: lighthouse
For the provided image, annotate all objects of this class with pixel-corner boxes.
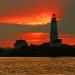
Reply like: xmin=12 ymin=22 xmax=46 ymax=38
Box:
xmin=50 ymin=13 xmax=62 ymax=46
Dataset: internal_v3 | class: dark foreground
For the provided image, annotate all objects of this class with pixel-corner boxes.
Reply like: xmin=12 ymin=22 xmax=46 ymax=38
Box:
xmin=0 ymin=44 xmax=75 ymax=57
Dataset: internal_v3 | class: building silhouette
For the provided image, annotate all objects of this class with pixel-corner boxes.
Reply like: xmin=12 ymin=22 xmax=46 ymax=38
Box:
xmin=50 ymin=13 xmax=62 ymax=46
xmin=14 ymin=39 xmax=28 ymax=49
xmin=0 ymin=13 xmax=75 ymax=57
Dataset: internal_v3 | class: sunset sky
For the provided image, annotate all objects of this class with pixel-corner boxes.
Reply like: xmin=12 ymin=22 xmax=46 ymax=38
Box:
xmin=0 ymin=0 xmax=75 ymax=47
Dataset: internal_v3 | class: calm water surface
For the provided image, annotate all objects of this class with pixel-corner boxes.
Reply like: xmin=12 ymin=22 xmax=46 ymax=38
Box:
xmin=0 ymin=57 xmax=75 ymax=75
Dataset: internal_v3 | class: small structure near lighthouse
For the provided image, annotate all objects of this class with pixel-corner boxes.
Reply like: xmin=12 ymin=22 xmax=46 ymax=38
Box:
xmin=14 ymin=39 xmax=28 ymax=49
xmin=50 ymin=13 xmax=62 ymax=46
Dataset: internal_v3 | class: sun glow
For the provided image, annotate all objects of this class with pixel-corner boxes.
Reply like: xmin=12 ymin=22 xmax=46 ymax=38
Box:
xmin=0 ymin=12 xmax=61 ymax=25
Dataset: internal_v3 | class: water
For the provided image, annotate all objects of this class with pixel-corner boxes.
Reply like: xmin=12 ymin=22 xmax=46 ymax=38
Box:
xmin=0 ymin=57 xmax=75 ymax=75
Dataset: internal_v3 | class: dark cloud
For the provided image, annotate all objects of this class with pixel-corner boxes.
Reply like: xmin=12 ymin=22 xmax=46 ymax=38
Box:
xmin=0 ymin=23 xmax=50 ymax=40
xmin=0 ymin=0 xmax=75 ymax=36
xmin=0 ymin=0 xmax=63 ymax=17
xmin=0 ymin=23 xmax=50 ymax=33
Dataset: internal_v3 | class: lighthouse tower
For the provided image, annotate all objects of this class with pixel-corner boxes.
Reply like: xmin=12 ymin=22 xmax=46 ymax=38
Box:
xmin=50 ymin=13 xmax=62 ymax=46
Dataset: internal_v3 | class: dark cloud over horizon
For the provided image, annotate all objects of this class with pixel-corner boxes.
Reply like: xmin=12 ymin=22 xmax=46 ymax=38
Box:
xmin=0 ymin=0 xmax=75 ymax=41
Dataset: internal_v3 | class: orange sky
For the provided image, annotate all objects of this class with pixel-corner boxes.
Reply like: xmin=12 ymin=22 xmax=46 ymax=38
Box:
xmin=0 ymin=0 xmax=75 ymax=48
xmin=0 ymin=10 xmax=61 ymax=25
xmin=0 ymin=33 xmax=75 ymax=48
xmin=0 ymin=0 xmax=62 ymax=25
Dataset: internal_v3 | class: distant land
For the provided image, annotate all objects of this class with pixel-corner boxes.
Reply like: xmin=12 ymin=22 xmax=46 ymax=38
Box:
xmin=0 ymin=39 xmax=75 ymax=57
